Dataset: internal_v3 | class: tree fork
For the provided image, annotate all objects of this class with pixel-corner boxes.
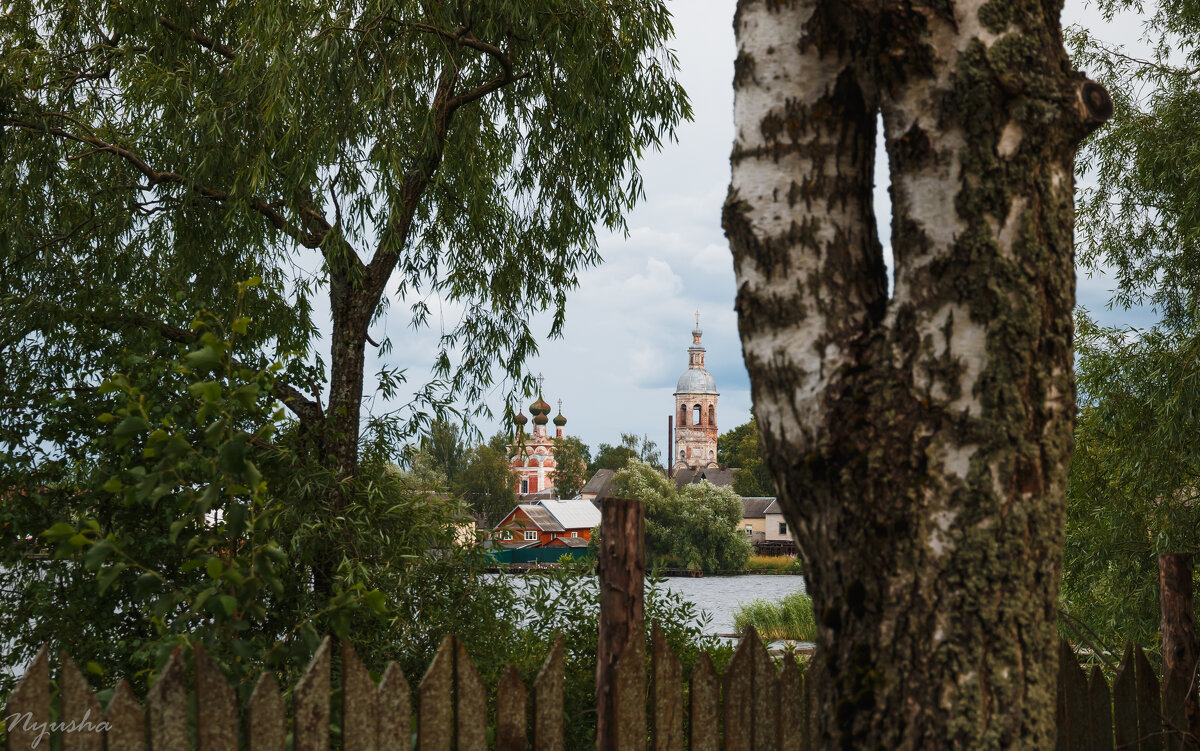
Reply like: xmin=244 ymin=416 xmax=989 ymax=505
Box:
xmin=726 ymin=0 xmax=1110 ymax=747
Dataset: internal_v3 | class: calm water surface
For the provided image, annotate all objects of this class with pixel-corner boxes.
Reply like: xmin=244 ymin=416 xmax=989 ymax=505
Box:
xmin=496 ymin=573 xmax=807 ymax=636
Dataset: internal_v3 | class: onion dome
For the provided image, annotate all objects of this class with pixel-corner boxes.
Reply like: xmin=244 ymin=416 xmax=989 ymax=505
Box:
xmin=529 ymin=395 xmax=551 ymax=416
xmin=533 ymin=411 xmax=549 ymax=425
xmin=514 ymin=410 xmax=528 ymax=426
xmin=553 ymin=400 xmax=567 ymax=427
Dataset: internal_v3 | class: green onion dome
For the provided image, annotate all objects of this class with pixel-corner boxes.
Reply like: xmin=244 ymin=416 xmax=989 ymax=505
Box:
xmin=533 ymin=412 xmax=549 ymax=425
xmin=514 ymin=410 xmax=528 ymax=426
xmin=553 ymin=411 xmax=567 ymax=427
xmin=529 ymin=396 xmax=552 ymax=415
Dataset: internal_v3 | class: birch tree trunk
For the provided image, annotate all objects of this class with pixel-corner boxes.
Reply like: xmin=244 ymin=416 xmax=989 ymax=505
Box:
xmin=724 ymin=0 xmax=1111 ymax=747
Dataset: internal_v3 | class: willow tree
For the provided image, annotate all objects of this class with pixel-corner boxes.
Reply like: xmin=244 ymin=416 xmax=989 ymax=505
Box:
xmin=0 ymin=3 xmax=687 ymax=565
xmin=724 ymin=0 xmax=1110 ymax=746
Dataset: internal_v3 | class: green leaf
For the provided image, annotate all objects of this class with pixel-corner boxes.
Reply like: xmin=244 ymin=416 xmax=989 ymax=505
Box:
xmin=42 ymin=522 xmax=76 ymax=540
xmin=185 ymin=345 xmax=222 ymax=372
xmin=113 ymin=416 xmax=149 ymax=438
xmin=206 ymin=557 xmax=224 ymax=579
xmin=363 ymin=590 xmax=387 ymax=614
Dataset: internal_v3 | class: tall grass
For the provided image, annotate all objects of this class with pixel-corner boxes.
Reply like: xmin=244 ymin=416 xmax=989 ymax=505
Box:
xmin=745 ymin=555 xmax=803 ymax=572
xmin=732 ymin=591 xmax=816 ymax=641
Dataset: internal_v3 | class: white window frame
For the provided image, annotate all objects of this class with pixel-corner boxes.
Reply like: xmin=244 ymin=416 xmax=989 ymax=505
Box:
xmin=571 ymin=531 xmax=578 ymax=538
xmin=778 ymin=522 xmax=787 ymax=535
xmin=500 ymin=530 xmax=512 ymax=541
xmin=524 ymin=530 xmax=539 ymax=541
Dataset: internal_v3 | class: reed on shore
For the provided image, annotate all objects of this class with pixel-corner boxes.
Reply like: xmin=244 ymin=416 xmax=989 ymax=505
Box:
xmin=732 ymin=590 xmax=815 ymax=641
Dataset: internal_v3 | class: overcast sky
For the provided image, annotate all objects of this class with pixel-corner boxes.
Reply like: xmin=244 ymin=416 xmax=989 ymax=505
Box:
xmin=362 ymin=0 xmax=1156 ymax=458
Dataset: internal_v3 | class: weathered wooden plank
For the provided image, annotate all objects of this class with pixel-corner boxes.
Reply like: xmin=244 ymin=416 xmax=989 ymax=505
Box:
xmin=803 ymin=661 xmax=815 ymax=751
xmin=294 ymin=637 xmax=332 ymax=751
xmin=454 ymin=639 xmax=486 ymax=751
xmin=1138 ymin=644 xmax=1165 ymax=751
xmin=146 ymin=648 xmax=188 ymax=751
xmin=495 ymin=666 xmax=527 ymax=751
xmin=419 ymin=636 xmax=453 ymax=751
xmin=724 ymin=632 xmax=753 ymax=751
xmin=377 ymin=663 xmax=412 ymax=751
xmin=194 ymin=645 xmax=236 ymax=751
xmin=616 ymin=638 xmax=647 ymax=751
xmin=248 ymin=672 xmax=286 ymax=751
xmin=596 ymin=497 xmax=645 ymax=751
xmin=1060 ymin=641 xmax=1090 ymax=751
xmin=534 ymin=637 xmax=564 ymax=751
xmin=342 ymin=641 xmax=378 ymax=751
xmin=5 ymin=645 xmax=48 ymax=751
xmin=689 ymin=652 xmax=720 ymax=751
xmin=1057 ymin=641 xmax=1068 ymax=751
xmin=777 ymin=655 xmax=803 ymax=751
xmin=1114 ymin=644 xmax=1139 ymax=751
xmin=104 ymin=681 xmax=145 ymax=751
xmin=60 ymin=655 xmax=103 ymax=751
xmin=652 ymin=625 xmax=683 ymax=751
xmin=1089 ymin=665 xmax=1115 ymax=751
xmin=1164 ymin=662 xmax=1188 ymax=751
xmin=749 ymin=629 xmax=778 ymax=751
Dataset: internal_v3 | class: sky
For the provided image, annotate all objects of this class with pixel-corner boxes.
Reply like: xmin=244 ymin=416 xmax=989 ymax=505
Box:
xmin=363 ymin=0 xmax=1158 ymax=458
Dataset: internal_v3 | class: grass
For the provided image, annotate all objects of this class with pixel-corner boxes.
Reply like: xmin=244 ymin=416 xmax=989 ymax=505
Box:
xmin=745 ymin=554 xmax=803 ymax=573
xmin=732 ymin=591 xmax=816 ymax=642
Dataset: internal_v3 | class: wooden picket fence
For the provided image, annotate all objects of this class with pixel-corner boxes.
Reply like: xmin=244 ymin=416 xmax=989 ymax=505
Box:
xmin=1057 ymin=639 xmax=1199 ymax=751
xmin=2 ymin=626 xmax=813 ymax=751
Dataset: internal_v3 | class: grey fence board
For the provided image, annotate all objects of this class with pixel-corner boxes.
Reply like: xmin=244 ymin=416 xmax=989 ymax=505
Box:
xmin=60 ymin=656 xmax=102 ymax=751
xmin=651 ymin=626 xmax=683 ymax=751
xmin=377 ymin=663 xmax=411 ymax=751
xmin=104 ymin=681 xmax=144 ymax=751
xmin=248 ymin=672 xmax=285 ymax=751
xmin=534 ymin=637 xmax=564 ymax=751
xmin=496 ymin=665 xmax=527 ymax=751
xmin=195 ymin=645 xmax=237 ymax=751
xmin=453 ymin=639 xmax=487 ymax=751
xmin=5 ymin=646 xmax=48 ymax=751
xmin=342 ymin=642 xmax=378 ymax=751
xmin=418 ymin=637 xmax=453 ymax=751
xmin=690 ymin=652 xmax=720 ymax=751
xmin=294 ymin=637 xmax=331 ymax=751
xmin=146 ymin=649 xmax=187 ymax=751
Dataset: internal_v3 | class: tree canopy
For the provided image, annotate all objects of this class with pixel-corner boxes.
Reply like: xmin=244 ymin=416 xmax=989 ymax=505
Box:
xmin=612 ymin=460 xmax=750 ymax=574
xmin=717 ymin=415 xmax=773 ymax=497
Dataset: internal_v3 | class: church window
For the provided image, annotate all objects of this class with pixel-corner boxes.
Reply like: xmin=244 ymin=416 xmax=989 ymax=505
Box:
xmin=709 ymin=405 xmax=715 ymax=425
xmin=679 ymin=404 xmax=688 ymax=425
xmin=693 ymin=404 xmax=702 ymax=424
xmin=679 ymin=450 xmax=685 ymax=459
xmin=521 ymin=479 xmax=529 ymax=494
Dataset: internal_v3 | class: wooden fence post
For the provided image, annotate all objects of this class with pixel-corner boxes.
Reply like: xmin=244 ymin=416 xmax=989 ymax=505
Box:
xmin=596 ymin=497 xmax=646 ymax=751
xmin=1160 ymin=553 xmax=1200 ymax=749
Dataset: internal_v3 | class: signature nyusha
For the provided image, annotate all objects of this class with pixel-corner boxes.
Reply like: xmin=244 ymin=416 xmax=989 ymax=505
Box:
xmin=4 ymin=710 xmax=112 ymax=748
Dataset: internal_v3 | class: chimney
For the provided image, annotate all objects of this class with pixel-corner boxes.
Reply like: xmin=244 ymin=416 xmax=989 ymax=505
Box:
xmin=667 ymin=415 xmax=673 ymax=475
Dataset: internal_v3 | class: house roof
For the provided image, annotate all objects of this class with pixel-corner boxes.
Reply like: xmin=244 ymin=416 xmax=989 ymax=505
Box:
xmin=741 ymin=497 xmax=775 ymax=519
xmin=515 ymin=504 xmax=565 ymax=532
xmin=580 ymin=468 xmax=616 ymax=498
xmin=673 ymin=467 xmax=735 ymax=489
xmin=538 ymin=499 xmax=602 ymax=531
xmin=546 ymin=536 xmax=590 ymax=548
xmin=764 ymin=499 xmax=782 ymax=515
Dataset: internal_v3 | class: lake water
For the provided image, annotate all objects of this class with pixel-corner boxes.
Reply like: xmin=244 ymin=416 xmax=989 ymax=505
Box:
xmin=496 ymin=573 xmax=808 ymax=636
xmin=657 ymin=574 xmax=808 ymax=634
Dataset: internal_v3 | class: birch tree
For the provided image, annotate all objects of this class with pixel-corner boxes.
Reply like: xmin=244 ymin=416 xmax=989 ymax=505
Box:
xmin=724 ymin=0 xmax=1111 ymax=746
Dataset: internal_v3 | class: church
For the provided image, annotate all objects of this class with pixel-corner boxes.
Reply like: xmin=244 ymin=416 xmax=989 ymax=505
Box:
xmin=507 ymin=375 xmax=568 ymax=496
xmin=670 ymin=314 xmax=720 ymax=473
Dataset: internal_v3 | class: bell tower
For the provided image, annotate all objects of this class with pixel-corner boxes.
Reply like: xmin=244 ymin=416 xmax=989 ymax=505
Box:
xmin=672 ymin=313 xmax=719 ymax=473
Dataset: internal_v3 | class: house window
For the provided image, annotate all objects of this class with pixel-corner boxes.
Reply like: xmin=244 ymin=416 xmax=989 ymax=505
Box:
xmin=778 ymin=522 xmax=787 ymax=535
xmin=500 ymin=530 xmax=512 ymax=540
xmin=745 ymin=525 xmax=752 ymax=535
xmin=524 ymin=530 xmax=539 ymax=541
xmin=571 ymin=531 xmax=578 ymax=537
xmin=521 ymin=479 xmax=529 ymax=494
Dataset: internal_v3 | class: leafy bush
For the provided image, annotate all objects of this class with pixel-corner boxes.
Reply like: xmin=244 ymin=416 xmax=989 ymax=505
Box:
xmin=732 ymin=591 xmax=816 ymax=642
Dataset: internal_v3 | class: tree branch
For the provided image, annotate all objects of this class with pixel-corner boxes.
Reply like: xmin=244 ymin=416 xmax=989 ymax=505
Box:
xmin=158 ymin=16 xmax=236 ymax=61
xmin=2 ymin=116 xmax=322 ymax=249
